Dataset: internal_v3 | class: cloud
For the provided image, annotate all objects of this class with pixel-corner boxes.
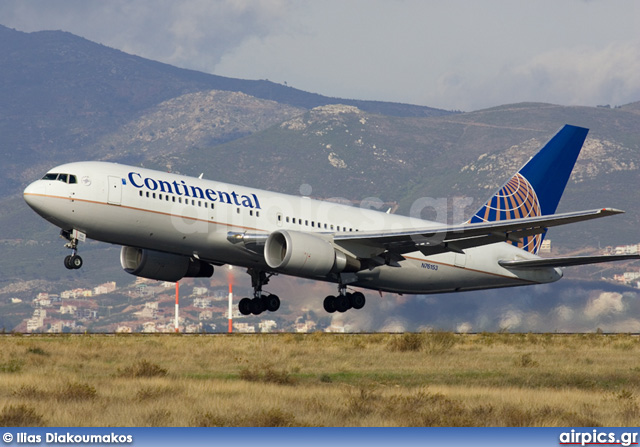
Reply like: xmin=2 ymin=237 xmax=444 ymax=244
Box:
xmin=0 ymin=0 xmax=292 ymax=74
xmin=432 ymin=41 xmax=640 ymax=110
xmin=379 ymin=317 xmax=408 ymax=333
xmin=499 ymin=310 xmax=523 ymax=331
xmin=507 ymin=42 xmax=640 ymax=107
xmin=584 ymin=291 xmax=625 ymax=319
xmin=2 ymin=1 xmax=639 ymax=111
xmin=554 ymin=305 xmax=574 ymax=322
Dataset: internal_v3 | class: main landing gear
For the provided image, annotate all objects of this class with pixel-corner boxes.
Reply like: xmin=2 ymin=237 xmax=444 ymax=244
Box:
xmin=61 ymin=230 xmax=83 ymax=270
xmin=238 ymin=269 xmax=280 ymax=316
xmin=323 ymin=284 xmax=366 ymax=314
xmin=237 ymin=270 xmax=366 ymax=316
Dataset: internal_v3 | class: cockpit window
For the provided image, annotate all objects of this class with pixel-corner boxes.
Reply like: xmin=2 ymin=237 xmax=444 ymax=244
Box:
xmin=41 ymin=173 xmax=77 ymax=184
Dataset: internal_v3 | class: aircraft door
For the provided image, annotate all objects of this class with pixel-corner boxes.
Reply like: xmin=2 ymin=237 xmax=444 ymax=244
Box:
xmin=107 ymin=176 xmax=122 ymax=205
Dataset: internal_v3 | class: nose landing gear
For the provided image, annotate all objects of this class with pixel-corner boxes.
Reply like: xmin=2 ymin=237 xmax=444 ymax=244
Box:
xmin=61 ymin=229 xmax=84 ymax=270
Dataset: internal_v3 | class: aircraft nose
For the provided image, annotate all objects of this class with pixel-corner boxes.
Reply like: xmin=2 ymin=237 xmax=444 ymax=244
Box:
xmin=23 ymin=180 xmax=46 ymax=210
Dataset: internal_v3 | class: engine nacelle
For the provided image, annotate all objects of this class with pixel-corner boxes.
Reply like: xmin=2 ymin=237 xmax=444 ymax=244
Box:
xmin=264 ymin=230 xmax=360 ymax=277
xmin=120 ymin=246 xmax=214 ymax=282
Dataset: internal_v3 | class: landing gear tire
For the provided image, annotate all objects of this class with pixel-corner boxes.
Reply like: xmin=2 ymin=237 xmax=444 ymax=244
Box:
xmin=239 ymin=298 xmax=252 ymax=316
xmin=64 ymin=254 xmax=82 ymax=270
xmin=323 ymin=295 xmax=337 ymax=313
xmin=250 ymin=297 xmax=266 ymax=315
xmin=336 ymin=294 xmax=350 ymax=313
xmin=351 ymin=292 xmax=366 ymax=310
xmin=265 ymin=294 xmax=280 ymax=312
xmin=70 ymin=255 xmax=83 ymax=269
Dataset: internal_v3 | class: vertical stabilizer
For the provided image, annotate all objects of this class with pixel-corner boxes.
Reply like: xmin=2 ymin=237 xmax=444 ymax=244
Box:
xmin=468 ymin=125 xmax=589 ymax=254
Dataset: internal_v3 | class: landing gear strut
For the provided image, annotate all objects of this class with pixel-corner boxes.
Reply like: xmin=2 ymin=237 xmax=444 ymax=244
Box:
xmin=323 ymin=282 xmax=366 ymax=314
xmin=61 ymin=230 xmax=83 ymax=270
xmin=238 ymin=269 xmax=280 ymax=316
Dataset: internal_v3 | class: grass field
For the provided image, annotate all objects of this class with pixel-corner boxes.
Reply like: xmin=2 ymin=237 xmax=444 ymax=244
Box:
xmin=1 ymin=332 xmax=639 ymax=426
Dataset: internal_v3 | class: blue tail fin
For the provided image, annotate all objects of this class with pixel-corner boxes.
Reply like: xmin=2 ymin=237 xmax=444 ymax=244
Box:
xmin=468 ymin=124 xmax=589 ymax=254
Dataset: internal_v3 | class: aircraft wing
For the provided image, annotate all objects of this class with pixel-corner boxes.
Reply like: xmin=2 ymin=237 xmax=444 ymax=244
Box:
xmin=333 ymin=208 xmax=624 ymax=258
xmin=499 ymin=254 xmax=640 ymax=269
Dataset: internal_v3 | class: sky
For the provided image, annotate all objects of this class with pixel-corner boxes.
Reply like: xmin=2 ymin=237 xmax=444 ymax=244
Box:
xmin=1 ymin=0 xmax=639 ymax=111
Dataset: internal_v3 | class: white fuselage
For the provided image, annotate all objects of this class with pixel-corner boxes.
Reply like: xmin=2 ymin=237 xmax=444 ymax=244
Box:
xmin=23 ymin=161 xmax=562 ymax=294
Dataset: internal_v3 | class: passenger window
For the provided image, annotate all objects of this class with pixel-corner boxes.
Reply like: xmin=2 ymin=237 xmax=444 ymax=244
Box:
xmin=256 ymin=211 xmax=260 ymax=217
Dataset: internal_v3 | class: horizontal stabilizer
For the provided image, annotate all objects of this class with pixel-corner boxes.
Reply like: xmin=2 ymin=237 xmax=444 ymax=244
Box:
xmin=499 ymin=254 xmax=640 ymax=270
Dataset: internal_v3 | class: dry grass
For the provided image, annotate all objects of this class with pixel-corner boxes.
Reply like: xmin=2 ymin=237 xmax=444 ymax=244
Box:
xmin=1 ymin=333 xmax=639 ymax=426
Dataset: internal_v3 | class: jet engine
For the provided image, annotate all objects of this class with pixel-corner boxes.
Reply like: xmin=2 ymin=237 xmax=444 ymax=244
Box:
xmin=264 ymin=230 xmax=360 ymax=277
xmin=120 ymin=246 xmax=214 ymax=282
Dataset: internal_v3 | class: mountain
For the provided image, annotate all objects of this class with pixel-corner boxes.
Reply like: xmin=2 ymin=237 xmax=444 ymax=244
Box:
xmin=0 ymin=24 xmax=451 ymax=196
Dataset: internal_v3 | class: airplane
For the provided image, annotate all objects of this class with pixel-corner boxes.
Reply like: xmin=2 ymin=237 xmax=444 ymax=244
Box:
xmin=23 ymin=124 xmax=639 ymax=316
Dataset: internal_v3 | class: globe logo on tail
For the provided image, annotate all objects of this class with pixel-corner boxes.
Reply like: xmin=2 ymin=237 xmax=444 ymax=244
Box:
xmin=470 ymin=173 xmax=543 ymax=254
